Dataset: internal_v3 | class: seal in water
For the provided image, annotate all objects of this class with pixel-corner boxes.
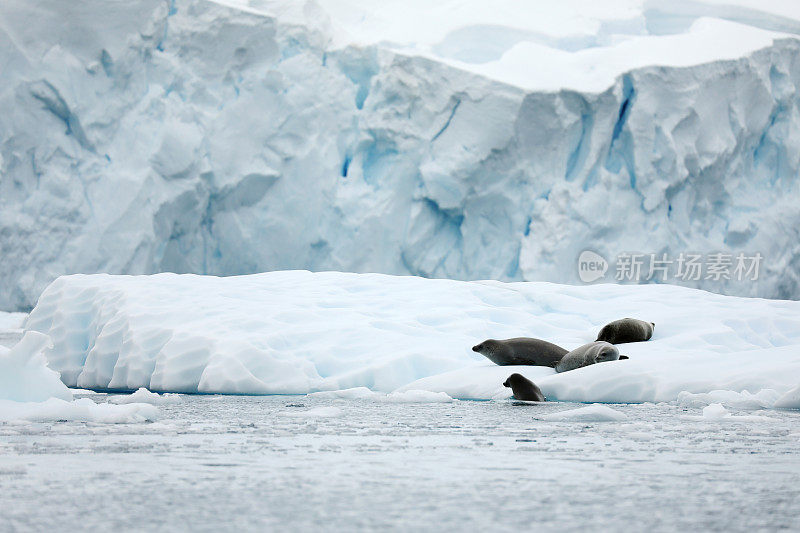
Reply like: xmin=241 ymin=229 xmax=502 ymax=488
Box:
xmin=555 ymin=341 xmax=621 ymax=373
xmin=503 ymin=373 xmax=545 ymax=402
xmin=472 ymin=338 xmax=568 ymax=367
xmin=596 ymin=318 xmax=654 ymax=344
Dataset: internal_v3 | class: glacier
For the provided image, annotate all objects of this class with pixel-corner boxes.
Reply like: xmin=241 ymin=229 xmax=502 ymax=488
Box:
xmin=22 ymin=271 xmax=800 ymax=403
xmin=2 ymin=0 xmax=800 ymax=311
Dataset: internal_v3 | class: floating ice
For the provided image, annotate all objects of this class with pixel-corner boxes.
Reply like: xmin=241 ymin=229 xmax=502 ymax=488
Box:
xmin=774 ymin=384 xmax=800 ymax=409
xmin=679 ymin=402 xmax=777 ymax=422
xmin=0 ymin=331 xmax=72 ymax=403
xmin=0 ymin=397 xmax=159 ymax=423
xmin=108 ymin=387 xmax=182 ymax=405
xmin=702 ymin=403 xmax=730 ymax=419
xmin=676 ymin=389 xmax=781 ymax=409
xmin=382 ymin=390 xmax=454 ymax=403
xmin=24 ymin=271 xmax=800 ymax=404
xmin=308 ymin=387 xmax=379 ymax=400
xmin=542 ymin=404 xmax=628 ymax=422
xmin=0 ymin=330 xmax=160 ymax=423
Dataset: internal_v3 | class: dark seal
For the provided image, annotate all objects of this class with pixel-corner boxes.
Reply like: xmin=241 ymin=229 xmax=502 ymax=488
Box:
xmin=503 ymin=373 xmax=545 ymax=402
xmin=472 ymin=338 xmax=568 ymax=367
xmin=596 ymin=318 xmax=654 ymax=344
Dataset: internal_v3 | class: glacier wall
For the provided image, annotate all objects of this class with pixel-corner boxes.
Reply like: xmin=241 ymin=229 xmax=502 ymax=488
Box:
xmin=2 ymin=0 xmax=800 ymax=310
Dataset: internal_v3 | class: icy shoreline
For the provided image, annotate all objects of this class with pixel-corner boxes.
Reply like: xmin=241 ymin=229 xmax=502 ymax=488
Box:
xmin=22 ymin=271 xmax=800 ymax=403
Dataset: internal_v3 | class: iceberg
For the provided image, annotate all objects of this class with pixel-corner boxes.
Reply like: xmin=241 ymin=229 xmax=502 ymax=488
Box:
xmin=23 ymin=270 xmax=800 ymax=403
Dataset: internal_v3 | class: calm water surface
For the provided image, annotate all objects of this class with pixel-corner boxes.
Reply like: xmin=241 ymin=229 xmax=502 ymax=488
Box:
xmin=1 ymin=393 xmax=798 ymax=532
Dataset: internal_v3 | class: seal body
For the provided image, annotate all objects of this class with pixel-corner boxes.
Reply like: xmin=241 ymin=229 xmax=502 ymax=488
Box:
xmin=472 ymin=338 xmax=568 ymax=367
xmin=596 ymin=318 xmax=654 ymax=344
xmin=555 ymin=341 xmax=620 ymax=373
xmin=503 ymin=373 xmax=545 ymax=402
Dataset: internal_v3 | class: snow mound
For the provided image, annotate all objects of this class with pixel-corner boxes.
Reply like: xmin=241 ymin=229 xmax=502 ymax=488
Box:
xmin=108 ymin=387 xmax=182 ymax=405
xmin=676 ymin=389 xmax=781 ymax=409
xmin=774 ymin=384 xmax=800 ymax=409
xmin=25 ymin=271 xmax=800 ymax=403
xmin=3 ymin=0 xmax=800 ymax=311
xmin=0 ymin=397 xmax=159 ymax=423
xmin=542 ymin=404 xmax=628 ymax=422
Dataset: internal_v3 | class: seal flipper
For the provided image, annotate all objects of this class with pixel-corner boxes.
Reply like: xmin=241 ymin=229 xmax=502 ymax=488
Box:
xmin=619 ymin=355 xmax=629 ymax=360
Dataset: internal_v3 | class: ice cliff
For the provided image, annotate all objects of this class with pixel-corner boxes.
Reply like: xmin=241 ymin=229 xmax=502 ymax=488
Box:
xmin=2 ymin=0 xmax=800 ymax=310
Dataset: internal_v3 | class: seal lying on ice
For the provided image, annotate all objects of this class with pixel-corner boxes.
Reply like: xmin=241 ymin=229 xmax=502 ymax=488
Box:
xmin=596 ymin=318 xmax=654 ymax=344
xmin=555 ymin=341 xmax=621 ymax=373
xmin=472 ymin=338 xmax=568 ymax=367
xmin=503 ymin=373 xmax=545 ymax=402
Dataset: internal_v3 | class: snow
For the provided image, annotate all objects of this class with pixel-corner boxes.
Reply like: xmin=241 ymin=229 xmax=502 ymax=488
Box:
xmin=542 ymin=404 xmax=628 ymax=422
xmin=24 ymin=271 xmax=800 ymax=405
xmin=108 ymin=387 xmax=182 ymax=405
xmin=3 ymin=0 xmax=800 ymax=312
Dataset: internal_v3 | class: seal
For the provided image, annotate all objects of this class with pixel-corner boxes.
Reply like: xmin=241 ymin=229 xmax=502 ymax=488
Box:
xmin=555 ymin=341 xmax=621 ymax=373
xmin=596 ymin=318 xmax=654 ymax=344
xmin=503 ymin=373 xmax=545 ymax=402
xmin=472 ymin=338 xmax=568 ymax=367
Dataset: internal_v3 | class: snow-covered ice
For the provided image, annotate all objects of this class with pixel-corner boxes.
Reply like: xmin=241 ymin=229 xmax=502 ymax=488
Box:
xmin=24 ymin=271 xmax=800 ymax=405
xmin=3 ymin=0 xmax=800 ymax=310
